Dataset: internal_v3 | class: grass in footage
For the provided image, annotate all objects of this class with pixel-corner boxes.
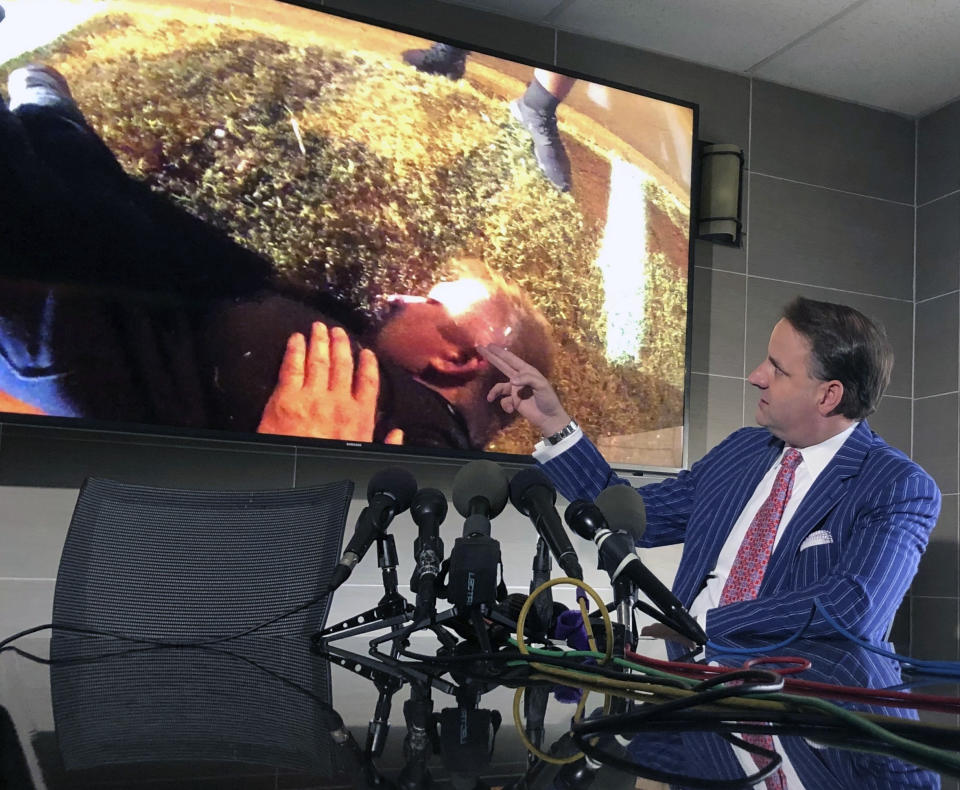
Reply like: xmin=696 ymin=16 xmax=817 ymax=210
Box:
xmin=1 ymin=2 xmax=688 ymax=459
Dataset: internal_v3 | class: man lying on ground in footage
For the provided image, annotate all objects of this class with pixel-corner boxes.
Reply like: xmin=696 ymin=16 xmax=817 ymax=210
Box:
xmin=0 ymin=62 xmax=555 ymax=450
xmin=255 ymin=265 xmax=555 ymax=449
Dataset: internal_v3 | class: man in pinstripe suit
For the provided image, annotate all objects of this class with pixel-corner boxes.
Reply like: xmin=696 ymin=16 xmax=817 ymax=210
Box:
xmin=480 ymin=297 xmax=940 ymax=644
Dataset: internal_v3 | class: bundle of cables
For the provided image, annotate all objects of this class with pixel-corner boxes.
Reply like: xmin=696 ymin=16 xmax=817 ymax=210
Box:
xmin=705 ymin=596 xmax=960 ymax=680
xmin=491 ymin=578 xmax=960 ymax=784
xmin=5 ymin=576 xmax=960 ymax=785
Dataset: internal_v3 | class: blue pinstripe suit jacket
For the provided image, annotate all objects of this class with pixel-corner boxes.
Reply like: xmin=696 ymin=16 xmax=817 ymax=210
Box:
xmin=540 ymin=421 xmax=940 ymax=643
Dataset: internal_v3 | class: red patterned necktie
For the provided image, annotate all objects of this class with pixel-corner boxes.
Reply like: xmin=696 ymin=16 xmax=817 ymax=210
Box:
xmin=720 ymin=448 xmax=803 ymax=606
xmin=719 ymin=447 xmax=802 ymax=790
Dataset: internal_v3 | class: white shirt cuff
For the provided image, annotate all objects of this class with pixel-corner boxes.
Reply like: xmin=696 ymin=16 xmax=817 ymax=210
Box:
xmin=532 ymin=427 xmax=584 ymax=463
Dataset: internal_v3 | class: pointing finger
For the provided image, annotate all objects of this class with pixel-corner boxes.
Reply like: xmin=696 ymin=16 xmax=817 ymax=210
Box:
xmin=478 ymin=344 xmax=519 ymax=378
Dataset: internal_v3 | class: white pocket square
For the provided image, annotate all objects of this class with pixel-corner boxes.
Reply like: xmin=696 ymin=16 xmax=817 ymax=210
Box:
xmin=800 ymin=530 xmax=834 ymax=551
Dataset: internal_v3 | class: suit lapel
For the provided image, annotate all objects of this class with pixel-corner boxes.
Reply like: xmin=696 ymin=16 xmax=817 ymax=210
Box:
xmin=762 ymin=421 xmax=873 ymax=593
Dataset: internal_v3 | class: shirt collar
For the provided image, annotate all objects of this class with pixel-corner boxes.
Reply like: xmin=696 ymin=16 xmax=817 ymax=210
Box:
xmin=784 ymin=421 xmax=859 ymax=483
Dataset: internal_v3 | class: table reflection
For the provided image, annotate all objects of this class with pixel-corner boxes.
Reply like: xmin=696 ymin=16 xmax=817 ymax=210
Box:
xmin=0 ymin=632 xmax=955 ymax=789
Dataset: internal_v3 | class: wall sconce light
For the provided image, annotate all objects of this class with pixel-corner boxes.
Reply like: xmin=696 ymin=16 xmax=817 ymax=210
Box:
xmin=697 ymin=143 xmax=744 ymax=246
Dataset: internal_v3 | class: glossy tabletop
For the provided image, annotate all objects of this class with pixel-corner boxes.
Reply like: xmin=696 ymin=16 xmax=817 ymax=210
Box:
xmin=1 ymin=629 xmax=958 ymax=790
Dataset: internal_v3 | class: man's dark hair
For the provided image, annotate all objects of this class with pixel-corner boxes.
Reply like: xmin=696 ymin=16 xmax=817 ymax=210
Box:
xmin=782 ymin=297 xmax=893 ymax=420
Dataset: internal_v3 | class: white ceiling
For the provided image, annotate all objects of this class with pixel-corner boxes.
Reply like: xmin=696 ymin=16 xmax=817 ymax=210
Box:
xmin=438 ymin=0 xmax=960 ymax=117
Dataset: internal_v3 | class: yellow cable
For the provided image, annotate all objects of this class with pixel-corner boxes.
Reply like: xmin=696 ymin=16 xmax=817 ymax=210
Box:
xmin=516 ymin=577 xmax=613 ymax=665
xmin=511 ymin=577 xmax=615 ymax=764
xmin=578 ymin=594 xmax=599 ymax=655
xmin=511 ymin=686 xmax=590 ymax=765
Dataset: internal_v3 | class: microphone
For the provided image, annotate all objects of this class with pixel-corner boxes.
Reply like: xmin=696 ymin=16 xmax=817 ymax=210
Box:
xmin=439 ymin=703 xmax=501 ymax=789
xmin=410 ymin=487 xmax=448 ymax=622
xmin=451 ymin=460 xmax=509 ymax=536
xmin=595 ymin=484 xmax=647 ymax=540
xmin=447 ymin=461 xmax=509 ymax=621
xmin=509 ymin=467 xmax=583 ymax=580
xmin=328 ymin=467 xmax=417 ymax=592
xmin=565 ymin=496 xmax=707 ymax=645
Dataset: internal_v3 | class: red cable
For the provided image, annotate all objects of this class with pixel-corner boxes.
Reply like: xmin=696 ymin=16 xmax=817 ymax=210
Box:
xmin=623 ymin=648 xmax=960 ymax=714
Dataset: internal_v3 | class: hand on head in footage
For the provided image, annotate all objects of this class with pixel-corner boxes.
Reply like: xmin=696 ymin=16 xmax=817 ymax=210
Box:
xmin=478 ymin=344 xmax=570 ymax=437
xmin=258 ymin=321 xmax=403 ymax=445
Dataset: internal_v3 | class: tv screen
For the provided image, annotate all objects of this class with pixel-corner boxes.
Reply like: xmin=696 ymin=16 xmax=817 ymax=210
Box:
xmin=0 ymin=0 xmax=696 ymax=470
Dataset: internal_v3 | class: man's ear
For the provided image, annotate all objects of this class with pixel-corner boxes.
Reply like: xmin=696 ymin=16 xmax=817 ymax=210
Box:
xmin=430 ymin=355 xmax=484 ymax=377
xmin=818 ymin=379 xmax=844 ymax=416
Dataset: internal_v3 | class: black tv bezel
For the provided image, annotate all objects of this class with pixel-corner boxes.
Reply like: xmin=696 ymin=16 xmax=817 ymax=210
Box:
xmin=0 ymin=0 xmax=700 ymax=476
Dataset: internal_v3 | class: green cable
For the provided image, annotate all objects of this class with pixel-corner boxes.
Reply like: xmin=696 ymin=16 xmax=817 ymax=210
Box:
xmin=751 ymin=691 xmax=960 ymax=774
xmin=505 ymin=639 xmax=699 ymax=686
xmin=505 ymin=640 xmax=960 ymax=774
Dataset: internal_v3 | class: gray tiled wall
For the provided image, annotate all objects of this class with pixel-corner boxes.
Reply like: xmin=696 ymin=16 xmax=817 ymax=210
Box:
xmin=2 ymin=0 xmax=955 ymax=666
xmin=915 ymin=99 xmax=960 ymax=668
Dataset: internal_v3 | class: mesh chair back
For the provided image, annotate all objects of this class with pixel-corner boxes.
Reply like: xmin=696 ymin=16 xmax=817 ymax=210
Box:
xmin=53 ymin=477 xmax=354 ymax=640
xmin=50 ymin=635 xmax=347 ymax=777
xmin=49 ymin=477 xmax=355 ymax=777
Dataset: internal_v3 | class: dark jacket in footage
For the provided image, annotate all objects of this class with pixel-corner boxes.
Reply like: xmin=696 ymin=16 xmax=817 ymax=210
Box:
xmin=0 ymin=100 xmax=470 ymax=450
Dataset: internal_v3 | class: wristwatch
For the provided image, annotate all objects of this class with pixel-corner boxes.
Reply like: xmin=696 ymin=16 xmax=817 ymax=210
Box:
xmin=543 ymin=419 xmax=579 ymax=445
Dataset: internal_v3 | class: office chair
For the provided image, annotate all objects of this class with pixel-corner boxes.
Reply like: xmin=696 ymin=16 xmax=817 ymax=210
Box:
xmin=52 ymin=476 xmax=354 ymax=641
xmin=48 ymin=476 xmax=355 ymax=777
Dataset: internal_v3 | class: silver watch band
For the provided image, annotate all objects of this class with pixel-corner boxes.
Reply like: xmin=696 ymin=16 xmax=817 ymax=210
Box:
xmin=543 ymin=419 xmax=579 ymax=445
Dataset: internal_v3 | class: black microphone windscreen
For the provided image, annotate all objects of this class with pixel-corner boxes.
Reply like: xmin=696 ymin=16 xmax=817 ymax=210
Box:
xmin=411 ymin=487 xmax=448 ymax=526
xmin=564 ymin=499 xmax=605 ymax=542
xmin=508 ymin=467 xmax=556 ymax=515
xmin=451 ymin=460 xmax=509 ymax=518
xmin=595 ymin=484 xmax=646 ymax=539
xmin=367 ymin=467 xmax=418 ymax=512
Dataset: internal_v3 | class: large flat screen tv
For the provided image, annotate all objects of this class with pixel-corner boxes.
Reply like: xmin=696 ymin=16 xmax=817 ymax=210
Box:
xmin=0 ymin=0 xmax=697 ymax=471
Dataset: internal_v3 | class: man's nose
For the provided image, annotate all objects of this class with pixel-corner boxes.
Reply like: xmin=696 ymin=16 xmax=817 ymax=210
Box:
xmin=747 ymin=364 xmax=766 ymax=387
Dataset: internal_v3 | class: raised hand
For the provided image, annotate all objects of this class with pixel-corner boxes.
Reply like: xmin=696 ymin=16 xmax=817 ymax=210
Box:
xmin=478 ymin=344 xmax=570 ymax=436
xmin=258 ymin=322 xmax=403 ymax=445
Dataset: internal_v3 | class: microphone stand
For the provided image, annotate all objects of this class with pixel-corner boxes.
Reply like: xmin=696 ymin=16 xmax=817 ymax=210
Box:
xmin=366 ymin=533 xmax=427 ymax=757
xmin=522 ymin=539 xmax=553 ymax=766
xmin=530 ymin=537 xmax=554 ymax=642
xmin=612 ymin=577 xmax=637 ymax=656
xmin=315 ymin=532 xmax=416 ymax=645
xmin=376 ymin=532 xmax=410 ymax=626
xmin=337 ymin=725 xmax=397 ymax=789
xmin=367 ymin=663 xmax=403 ymax=758
xmin=397 ymin=681 xmax=436 ymax=790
